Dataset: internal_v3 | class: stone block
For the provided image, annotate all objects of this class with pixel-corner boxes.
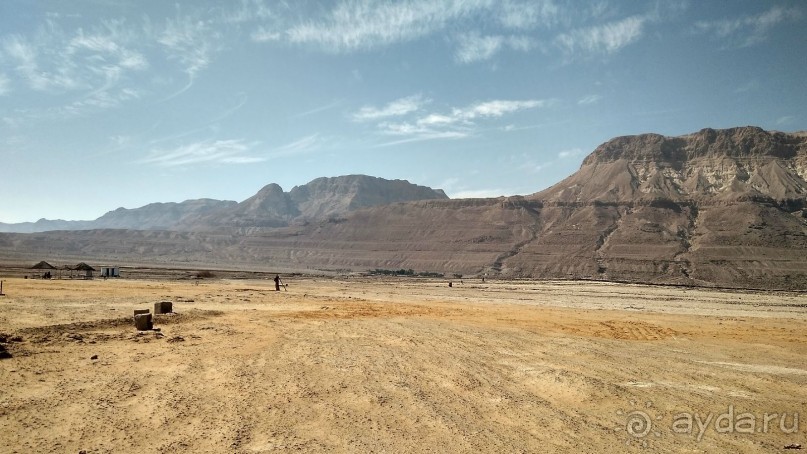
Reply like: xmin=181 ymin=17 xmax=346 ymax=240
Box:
xmin=133 ymin=309 xmax=150 ymax=317
xmin=134 ymin=313 xmax=153 ymax=331
xmin=154 ymin=301 xmax=173 ymax=314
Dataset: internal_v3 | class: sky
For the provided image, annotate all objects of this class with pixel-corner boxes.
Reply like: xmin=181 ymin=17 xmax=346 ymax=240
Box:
xmin=1 ymin=0 xmax=805 ymax=223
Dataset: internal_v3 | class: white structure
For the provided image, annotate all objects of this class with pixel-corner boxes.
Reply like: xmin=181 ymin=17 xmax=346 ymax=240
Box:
xmin=100 ymin=266 xmax=120 ymax=278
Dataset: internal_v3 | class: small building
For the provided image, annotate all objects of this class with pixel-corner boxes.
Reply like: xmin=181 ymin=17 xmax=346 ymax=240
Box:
xmin=30 ymin=261 xmax=56 ymax=279
xmin=74 ymin=262 xmax=95 ymax=279
xmin=100 ymin=266 xmax=120 ymax=278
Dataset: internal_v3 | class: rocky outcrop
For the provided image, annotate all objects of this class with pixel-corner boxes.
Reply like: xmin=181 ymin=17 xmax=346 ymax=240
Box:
xmin=532 ymin=127 xmax=807 ymax=205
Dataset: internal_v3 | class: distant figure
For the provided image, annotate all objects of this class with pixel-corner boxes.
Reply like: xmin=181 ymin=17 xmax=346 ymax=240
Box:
xmin=448 ymin=282 xmax=453 ymax=288
xmin=274 ymin=274 xmax=281 ymax=291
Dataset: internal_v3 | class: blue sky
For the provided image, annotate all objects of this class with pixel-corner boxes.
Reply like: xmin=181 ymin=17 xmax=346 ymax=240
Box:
xmin=1 ymin=0 xmax=805 ymax=223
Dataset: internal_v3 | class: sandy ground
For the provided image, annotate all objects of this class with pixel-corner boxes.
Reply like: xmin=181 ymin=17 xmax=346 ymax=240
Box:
xmin=1 ymin=276 xmax=806 ymax=453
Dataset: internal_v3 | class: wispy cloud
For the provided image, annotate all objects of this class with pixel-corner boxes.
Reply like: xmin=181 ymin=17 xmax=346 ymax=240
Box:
xmin=251 ymin=27 xmax=282 ymax=42
xmin=454 ymin=33 xmax=534 ymax=63
xmin=221 ymin=0 xmax=276 ymax=24
xmin=141 ymin=139 xmax=262 ymax=167
xmin=369 ymin=97 xmax=552 ymax=146
xmin=557 ymin=148 xmax=583 ymax=159
xmin=734 ymin=80 xmax=759 ymax=94
xmin=454 ymin=99 xmax=550 ymax=120
xmin=157 ymin=12 xmax=221 ymax=99
xmin=776 ymin=116 xmax=795 ymax=126
xmin=266 ymin=134 xmax=322 ymax=158
xmin=3 ymin=34 xmax=85 ymax=92
xmin=281 ymin=0 xmax=566 ymax=55
xmin=518 ymin=147 xmax=584 ymax=174
xmin=497 ymin=0 xmax=560 ymax=29
xmin=577 ymin=94 xmax=602 ymax=105
xmin=353 ymin=95 xmax=429 ymax=121
xmin=693 ymin=6 xmax=802 ymax=47
xmin=291 ymin=100 xmax=344 ymax=119
xmin=286 ymin=0 xmax=484 ymax=52
xmin=554 ymin=15 xmax=647 ymax=58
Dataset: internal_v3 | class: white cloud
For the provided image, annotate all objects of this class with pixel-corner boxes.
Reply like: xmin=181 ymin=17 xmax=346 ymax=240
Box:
xmin=776 ymin=116 xmax=795 ymax=126
xmin=222 ymin=0 xmax=276 ymax=24
xmin=497 ymin=0 xmax=560 ymax=29
xmin=2 ymin=34 xmax=84 ymax=92
xmin=251 ymin=27 xmax=281 ymax=42
xmin=353 ymin=95 xmax=429 ymax=121
xmin=291 ymin=100 xmax=344 ymax=119
xmin=455 ymin=33 xmax=504 ymax=63
xmin=693 ymin=6 xmax=801 ymax=47
xmin=454 ymin=99 xmax=549 ymax=120
xmin=557 ymin=148 xmax=583 ymax=159
xmin=267 ymin=134 xmax=322 ymax=158
xmin=554 ymin=15 xmax=646 ymax=58
xmin=158 ymin=15 xmax=218 ymax=79
xmin=141 ymin=139 xmax=261 ymax=167
xmin=370 ymin=97 xmax=551 ymax=146
xmin=286 ymin=0 xmax=490 ymax=52
xmin=454 ymin=33 xmax=534 ymax=64
xmin=577 ymin=94 xmax=602 ymax=105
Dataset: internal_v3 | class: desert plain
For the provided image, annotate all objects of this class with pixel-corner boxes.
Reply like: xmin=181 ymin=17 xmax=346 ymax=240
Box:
xmin=1 ymin=272 xmax=806 ymax=453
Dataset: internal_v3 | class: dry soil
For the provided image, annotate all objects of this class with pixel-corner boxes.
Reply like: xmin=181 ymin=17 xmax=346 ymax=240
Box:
xmin=1 ymin=276 xmax=806 ymax=453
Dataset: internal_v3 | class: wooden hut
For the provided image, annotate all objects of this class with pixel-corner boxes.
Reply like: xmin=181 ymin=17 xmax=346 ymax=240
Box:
xmin=74 ymin=262 xmax=95 ymax=279
xmin=30 ymin=261 xmax=56 ymax=279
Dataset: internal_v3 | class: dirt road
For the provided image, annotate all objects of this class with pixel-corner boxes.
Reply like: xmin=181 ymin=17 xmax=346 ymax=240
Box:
xmin=1 ymin=277 xmax=806 ymax=453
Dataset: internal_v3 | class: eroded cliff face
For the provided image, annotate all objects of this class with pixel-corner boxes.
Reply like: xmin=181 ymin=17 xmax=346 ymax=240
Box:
xmin=533 ymin=127 xmax=807 ymax=206
xmin=504 ymin=127 xmax=807 ymax=288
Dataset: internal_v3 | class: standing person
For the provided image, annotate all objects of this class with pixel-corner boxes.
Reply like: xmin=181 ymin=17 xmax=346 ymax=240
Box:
xmin=274 ymin=274 xmax=281 ymax=291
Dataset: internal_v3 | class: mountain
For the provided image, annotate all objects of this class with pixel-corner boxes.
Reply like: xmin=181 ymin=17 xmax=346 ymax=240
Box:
xmin=1 ymin=127 xmax=805 ymax=290
xmin=92 ymin=199 xmax=238 ymax=230
xmin=0 ymin=199 xmax=236 ymax=233
xmin=178 ymin=175 xmax=449 ymax=231
xmin=0 ymin=175 xmax=448 ymax=233
xmin=0 ymin=219 xmax=95 ymax=234
xmin=503 ymin=126 xmax=807 ymax=287
xmin=531 ymin=126 xmax=807 ymax=204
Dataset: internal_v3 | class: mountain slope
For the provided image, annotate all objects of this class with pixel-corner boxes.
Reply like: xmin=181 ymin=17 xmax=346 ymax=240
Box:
xmin=180 ymin=175 xmax=449 ymax=231
xmin=502 ymin=126 xmax=807 ymax=287
xmin=0 ymin=175 xmax=448 ymax=233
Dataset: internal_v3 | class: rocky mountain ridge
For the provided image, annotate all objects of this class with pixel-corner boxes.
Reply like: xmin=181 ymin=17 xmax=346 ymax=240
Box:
xmin=0 ymin=175 xmax=448 ymax=233
xmin=2 ymin=127 xmax=805 ymax=290
xmin=532 ymin=127 xmax=807 ymax=206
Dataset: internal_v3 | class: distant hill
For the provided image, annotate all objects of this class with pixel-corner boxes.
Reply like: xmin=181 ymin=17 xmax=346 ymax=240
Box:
xmin=0 ymin=175 xmax=448 ymax=233
xmin=179 ymin=175 xmax=449 ymax=231
xmin=2 ymin=127 xmax=805 ymax=290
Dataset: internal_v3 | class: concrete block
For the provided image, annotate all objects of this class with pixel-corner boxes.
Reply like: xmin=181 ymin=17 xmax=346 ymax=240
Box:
xmin=133 ymin=309 xmax=150 ymax=317
xmin=154 ymin=301 xmax=173 ymax=314
xmin=134 ymin=313 xmax=153 ymax=331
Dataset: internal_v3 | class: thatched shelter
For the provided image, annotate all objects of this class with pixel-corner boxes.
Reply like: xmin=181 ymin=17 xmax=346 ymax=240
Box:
xmin=30 ymin=261 xmax=55 ymax=279
xmin=30 ymin=261 xmax=55 ymax=270
xmin=74 ymin=263 xmax=95 ymax=279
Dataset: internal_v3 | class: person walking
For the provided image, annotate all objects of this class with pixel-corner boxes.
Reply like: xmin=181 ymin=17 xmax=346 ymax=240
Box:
xmin=274 ymin=274 xmax=281 ymax=291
